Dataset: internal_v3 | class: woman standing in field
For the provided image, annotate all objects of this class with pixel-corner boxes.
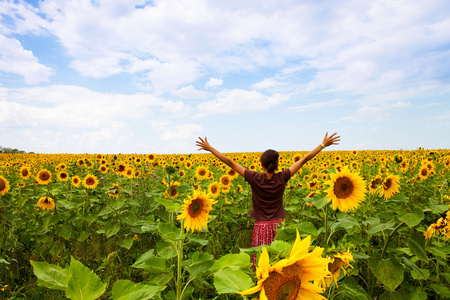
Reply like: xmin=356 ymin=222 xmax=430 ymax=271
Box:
xmin=196 ymin=133 xmax=340 ymax=262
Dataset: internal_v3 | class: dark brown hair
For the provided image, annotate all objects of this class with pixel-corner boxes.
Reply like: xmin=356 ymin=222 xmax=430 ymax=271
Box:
xmin=260 ymin=149 xmax=279 ymax=174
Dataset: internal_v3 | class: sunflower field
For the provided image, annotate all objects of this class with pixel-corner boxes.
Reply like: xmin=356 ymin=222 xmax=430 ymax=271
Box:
xmin=0 ymin=149 xmax=449 ymax=299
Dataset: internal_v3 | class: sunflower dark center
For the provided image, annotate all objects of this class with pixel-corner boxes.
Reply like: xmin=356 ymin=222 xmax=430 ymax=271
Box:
xmin=86 ymin=177 xmax=95 ymax=185
xmin=334 ymin=177 xmax=354 ymax=199
xmin=328 ymin=258 xmax=343 ymax=274
xmin=199 ymin=169 xmax=206 ymax=176
xmin=188 ymin=198 xmax=204 ymax=218
xmin=221 ymin=178 xmax=229 ymax=185
xmin=39 ymin=172 xmax=50 ymax=181
xmin=60 ymin=173 xmax=68 ymax=179
xmin=211 ymin=185 xmax=218 ymax=193
xmin=421 ymin=168 xmax=428 ymax=176
xmin=370 ymin=178 xmax=382 ymax=189
xmin=263 ymin=264 xmax=302 ymax=300
xmin=22 ymin=169 xmax=29 ymax=176
xmin=43 ymin=198 xmax=50 ymax=204
xmin=170 ymin=186 xmax=178 ymax=196
xmin=0 ymin=179 xmax=5 ymax=191
xmin=383 ymin=179 xmax=392 ymax=190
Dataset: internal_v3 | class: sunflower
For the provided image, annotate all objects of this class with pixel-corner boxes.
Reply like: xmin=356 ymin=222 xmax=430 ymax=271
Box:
xmin=292 ymin=153 xmax=303 ymax=164
xmin=325 ymin=166 xmax=366 ymax=212
xmin=116 ymin=163 xmax=127 ymax=174
xmin=195 ymin=166 xmax=209 ymax=180
xmin=308 ymin=180 xmax=319 ymax=191
xmin=124 ymin=167 xmax=134 ymax=179
xmin=208 ymin=182 xmax=221 ymax=198
xmin=227 ymin=168 xmax=238 ymax=179
xmin=418 ymin=166 xmax=429 ymax=181
xmin=71 ymin=176 xmax=81 ymax=187
xmin=185 ymin=160 xmax=193 ymax=169
xmin=0 ymin=176 xmax=11 ymax=196
xmin=19 ymin=166 xmax=31 ymax=180
xmin=221 ymin=185 xmax=230 ymax=194
xmin=37 ymin=196 xmax=55 ymax=211
xmin=368 ymin=176 xmax=383 ymax=194
xmin=238 ymin=230 xmax=330 ymax=300
xmin=220 ymin=175 xmax=232 ymax=187
xmin=165 ymin=181 xmax=180 ymax=199
xmin=108 ymin=183 xmax=121 ymax=198
xmin=378 ymin=174 xmax=400 ymax=200
xmin=57 ymin=163 xmax=68 ymax=170
xmin=36 ymin=169 xmax=52 ymax=185
xmin=177 ymin=190 xmax=216 ymax=232
xmin=57 ymin=172 xmax=69 ymax=182
xmin=318 ymin=250 xmax=353 ymax=288
xmin=82 ymin=174 xmax=99 ymax=189
xmin=99 ymin=165 xmax=108 ymax=174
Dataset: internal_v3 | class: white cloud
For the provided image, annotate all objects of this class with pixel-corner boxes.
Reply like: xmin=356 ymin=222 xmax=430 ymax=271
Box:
xmin=159 ymin=123 xmax=202 ymax=141
xmin=344 ymin=101 xmax=410 ymax=122
xmin=290 ymin=99 xmax=343 ymax=112
xmin=171 ymin=85 xmax=209 ymax=99
xmin=0 ymin=85 xmax=189 ymax=130
xmin=205 ymin=77 xmax=223 ymax=89
xmin=0 ymin=35 xmax=53 ymax=84
xmin=197 ymin=89 xmax=288 ymax=115
xmin=251 ymin=78 xmax=287 ymax=90
xmin=0 ymin=0 xmax=49 ymax=35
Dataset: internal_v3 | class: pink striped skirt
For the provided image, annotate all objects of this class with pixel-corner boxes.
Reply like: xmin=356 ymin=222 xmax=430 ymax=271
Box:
xmin=251 ymin=219 xmax=283 ymax=266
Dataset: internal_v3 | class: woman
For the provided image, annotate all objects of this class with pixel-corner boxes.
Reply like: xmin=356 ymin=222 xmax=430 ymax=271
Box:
xmin=196 ymin=132 xmax=340 ymax=261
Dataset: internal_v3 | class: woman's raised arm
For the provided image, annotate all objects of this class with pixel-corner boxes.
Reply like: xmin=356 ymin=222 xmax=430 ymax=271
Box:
xmin=289 ymin=132 xmax=340 ymax=176
xmin=196 ymin=137 xmax=246 ymax=177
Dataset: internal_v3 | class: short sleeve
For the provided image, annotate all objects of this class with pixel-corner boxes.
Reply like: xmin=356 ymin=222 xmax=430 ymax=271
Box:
xmin=281 ymin=168 xmax=291 ymax=183
xmin=244 ymin=169 xmax=257 ymax=183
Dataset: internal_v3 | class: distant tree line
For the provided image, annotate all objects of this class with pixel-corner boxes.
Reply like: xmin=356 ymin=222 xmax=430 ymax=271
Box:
xmin=0 ymin=146 xmax=28 ymax=153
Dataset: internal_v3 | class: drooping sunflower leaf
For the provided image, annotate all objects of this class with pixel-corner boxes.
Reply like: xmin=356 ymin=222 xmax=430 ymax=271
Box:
xmin=30 ymin=260 xmax=70 ymax=291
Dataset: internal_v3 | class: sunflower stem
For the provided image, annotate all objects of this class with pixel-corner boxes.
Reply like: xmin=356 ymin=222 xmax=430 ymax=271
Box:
xmin=176 ymin=219 xmax=184 ymax=300
xmin=381 ymin=221 xmax=405 ymax=259
xmin=324 ymin=202 xmax=329 ymax=246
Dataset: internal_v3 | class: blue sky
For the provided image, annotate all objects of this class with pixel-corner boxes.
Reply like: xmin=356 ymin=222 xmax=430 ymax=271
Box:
xmin=1 ymin=0 xmax=449 ymax=154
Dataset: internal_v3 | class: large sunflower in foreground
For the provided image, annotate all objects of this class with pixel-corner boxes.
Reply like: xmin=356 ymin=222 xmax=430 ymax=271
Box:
xmin=238 ymin=230 xmax=330 ymax=300
xmin=325 ymin=166 xmax=366 ymax=212
xmin=37 ymin=196 xmax=55 ymax=211
xmin=0 ymin=176 xmax=10 ymax=196
xmin=177 ymin=190 xmax=216 ymax=232
xmin=36 ymin=169 xmax=52 ymax=185
xmin=378 ymin=174 xmax=400 ymax=200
